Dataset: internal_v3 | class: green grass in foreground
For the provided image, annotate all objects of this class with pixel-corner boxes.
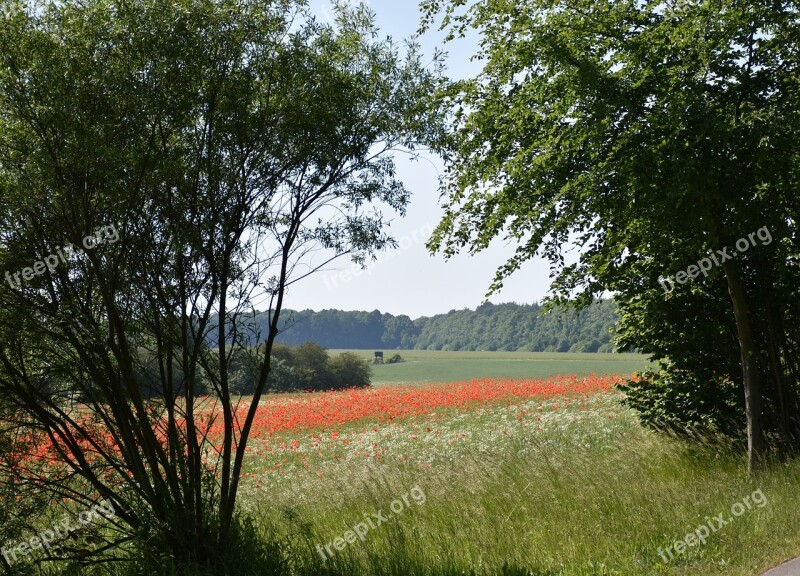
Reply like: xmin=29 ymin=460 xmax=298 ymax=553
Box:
xmin=238 ymin=392 xmax=799 ymax=576
xmin=328 ymin=350 xmax=653 ymax=385
xmin=25 ymin=381 xmax=799 ymax=576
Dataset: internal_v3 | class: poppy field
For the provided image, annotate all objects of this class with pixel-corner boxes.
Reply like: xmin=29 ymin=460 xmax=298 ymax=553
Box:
xmin=228 ymin=374 xmax=626 ymax=489
xmin=225 ymin=372 xmax=799 ymax=576
xmin=8 ymin=370 xmax=800 ymax=576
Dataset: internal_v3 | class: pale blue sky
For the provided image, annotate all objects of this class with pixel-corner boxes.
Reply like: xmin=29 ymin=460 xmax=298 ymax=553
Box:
xmin=283 ymin=0 xmax=557 ymax=318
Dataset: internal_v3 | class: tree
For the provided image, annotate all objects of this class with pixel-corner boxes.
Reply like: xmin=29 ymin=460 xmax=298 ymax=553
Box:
xmin=0 ymin=0 xmax=441 ymax=572
xmin=421 ymin=0 xmax=800 ymax=472
xmin=381 ymin=313 xmax=419 ymax=348
xmin=292 ymin=342 xmax=336 ymax=389
xmin=328 ymin=352 xmax=372 ymax=388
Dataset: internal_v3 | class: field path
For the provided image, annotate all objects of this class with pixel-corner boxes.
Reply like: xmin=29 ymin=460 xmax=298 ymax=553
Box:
xmin=760 ymin=557 xmax=800 ymax=575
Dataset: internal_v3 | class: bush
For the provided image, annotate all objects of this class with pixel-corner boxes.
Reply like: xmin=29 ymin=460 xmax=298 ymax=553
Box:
xmin=134 ymin=352 xmax=210 ymax=399
xmin=292 ymin=342 xmax=336 ymax=389
xmin=123 ymin=511 xmax=290 ymax=576
xmin=568 ymin=340 xmax=600 ymax=353
xmin=226 ymin=343 xmax=372 ymax=393
xmin=617 ymin=364 xmax=746 ymax=442
xmin=328 ymin=352 xmax=371 ymax=388
xmin=268 ymin=358 xmax=314 ymax=392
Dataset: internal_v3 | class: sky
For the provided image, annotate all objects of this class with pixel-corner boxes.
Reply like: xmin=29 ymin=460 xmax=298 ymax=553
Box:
xmin=282 ymin=0 xmax=557 ymax=319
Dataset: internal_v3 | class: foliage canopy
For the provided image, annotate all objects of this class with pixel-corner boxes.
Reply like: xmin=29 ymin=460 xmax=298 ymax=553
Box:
xmin=421 ymin=0 xmax=800 ymax=468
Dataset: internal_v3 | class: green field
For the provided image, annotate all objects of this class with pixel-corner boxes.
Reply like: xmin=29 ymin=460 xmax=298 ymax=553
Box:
xmin=329 ymin=350 xmax=653 ymax=385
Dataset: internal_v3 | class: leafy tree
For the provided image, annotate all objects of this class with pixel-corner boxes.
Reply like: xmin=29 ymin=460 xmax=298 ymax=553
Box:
xmin=0 ymin=0 xmax=440 ymax=572
xmin=328 ymin=352 xmax=372 ymax=388
xmin=421 ymin=0 xmax=800 ymax=471
xmin=381 ymin=314 xmax=419 ymax=348
xmin=228 ymin=344 xmax=372 ymax=392
xmin=292 ymin=342 xmax=335 ymax=389
xmin=413 ymin=300 xmax=619 ymax=352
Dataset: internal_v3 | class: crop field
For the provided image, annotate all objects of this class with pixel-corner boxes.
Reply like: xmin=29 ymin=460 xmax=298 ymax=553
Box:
xmin=223 ymin=373 xmax=800 ymax=576
xmin=14 ymin=367 xmax=800 ymax=575
xmin=328 ymin=350 xmax=653 ymax=385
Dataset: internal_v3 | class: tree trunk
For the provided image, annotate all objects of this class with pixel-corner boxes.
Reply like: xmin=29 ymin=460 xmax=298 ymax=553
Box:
xmin=722 ymin=259 xmax=766 ymax=473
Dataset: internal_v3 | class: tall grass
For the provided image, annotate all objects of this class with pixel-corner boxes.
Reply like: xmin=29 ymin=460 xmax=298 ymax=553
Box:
xmin=23 ymin=393 xmax=800 ymax=575
xmin=247 ymin=396 xmax=800 ymax=576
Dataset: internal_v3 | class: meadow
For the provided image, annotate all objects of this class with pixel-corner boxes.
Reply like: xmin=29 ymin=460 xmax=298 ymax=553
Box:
xmin=16 ymin=356 xmax=800 ymax=576
xmin=219 ymin=368 xmax=799 ymax=576
xmin=328 ymin=350 xmax=653 ymax=385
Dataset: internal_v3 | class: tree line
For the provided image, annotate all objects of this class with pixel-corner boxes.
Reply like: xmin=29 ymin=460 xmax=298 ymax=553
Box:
xmin=216 ymin=299 xmax=621 ymax=352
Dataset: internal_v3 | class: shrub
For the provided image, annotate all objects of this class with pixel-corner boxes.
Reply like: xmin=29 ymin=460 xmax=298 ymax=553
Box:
xmin=292 ymin=342 xmax=336 ymax=389
xmin=617 ymin=364 xmax=746 ymax=443
xmin=122 ymin=511 xmax=290 ymax=576
xmin=328 ymin=352 xmax=371 ymax=388
xmin=226 ymin=343 xmax=372 ymax=393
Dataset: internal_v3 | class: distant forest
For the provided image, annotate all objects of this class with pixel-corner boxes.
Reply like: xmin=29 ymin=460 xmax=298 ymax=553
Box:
xmin=223 ymin=300 xmax=621 ymax=352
